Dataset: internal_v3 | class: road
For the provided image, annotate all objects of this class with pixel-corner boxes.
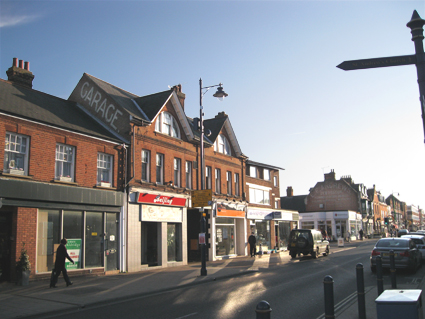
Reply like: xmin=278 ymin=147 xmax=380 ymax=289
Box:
xmin=41 ymin=240 xmax=425 ymax=319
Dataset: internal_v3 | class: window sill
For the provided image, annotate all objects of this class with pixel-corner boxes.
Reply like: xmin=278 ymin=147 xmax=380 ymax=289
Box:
xmin=53 ymin=179 xmax=78 ymax=185
xmin=0 ymin=172 xmax=32 ymax=179
xmin=96 ymin=185 xmax=117 ymax=190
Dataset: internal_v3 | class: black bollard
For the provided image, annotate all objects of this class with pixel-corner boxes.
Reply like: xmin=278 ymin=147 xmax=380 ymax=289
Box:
xmin=255 ymin=300 xmax=272 ymax=319
xmin=376 ymin=255 xmax=384 ymax=296
xmin=389 ymin=250 xmax=397 ymax=288
xmin=356 ymin=263 xmax=366 ymax=319
xmin=323 ymin=275 xmax=335 ymax=319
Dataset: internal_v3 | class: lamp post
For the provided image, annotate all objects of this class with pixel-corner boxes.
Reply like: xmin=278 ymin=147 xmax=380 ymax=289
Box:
xmin=199 ymin=78 xmax=228 ymax=276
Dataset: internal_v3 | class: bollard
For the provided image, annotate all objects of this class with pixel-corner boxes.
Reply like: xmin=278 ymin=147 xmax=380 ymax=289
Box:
xmin=389 ymin=250 xmax=397 ymax=289
xmin=255 ymin=300 xmax=272 ymax=319
xmin=376 ymin=255 xmax=384 ymax=296
xmin=323 ymin=275 xmax=335 ymax=319
xmin=356 ymin=263 xmax=366 ymax=319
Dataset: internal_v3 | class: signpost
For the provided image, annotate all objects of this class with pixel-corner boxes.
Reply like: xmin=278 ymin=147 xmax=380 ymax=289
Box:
xmin=337 ymin=10 xmax=425 ymax=142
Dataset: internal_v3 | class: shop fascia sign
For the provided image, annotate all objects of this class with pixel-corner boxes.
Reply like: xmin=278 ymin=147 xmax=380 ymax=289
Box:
xmin=136 ymin=192 xmax=187 ymax=207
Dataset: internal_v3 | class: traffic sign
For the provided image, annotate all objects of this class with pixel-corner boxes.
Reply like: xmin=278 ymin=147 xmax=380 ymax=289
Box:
xmin=191 ymin=189 xmax=212 ymax=208
xmin=337 ymin=54 xmax=416 ymax=71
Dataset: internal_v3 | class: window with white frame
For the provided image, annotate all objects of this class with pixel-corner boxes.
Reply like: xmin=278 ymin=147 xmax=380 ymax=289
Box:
xmin=263 ymin=169 xmax=270 ymax=180
xmin=4 ymin=132 xmax=29 ymax=175
xmin=226 ymin=171 xmax=232 ymax=195
xmin=55 ymin=144 xmax=75 ymax=181
xmin=97 ymin=153 xmax=112 ymax=186
xmin=249 ymin=166 xmax=257 ymax=178
xmin=185 ymin=161 xmax=192 ymax=189
xmin=174 ymin=158 xmax=181 ymax=187
xmin=234 ymin=173 xmax=240 ymax=196
xmin=141 ymin=150 xmax=150 ymax=182
xmin=249 ymin=186 xmax=270 ymax=205
xmin=206 ymin=166 xmax=212 ymax=189
xmin=215 ymin=168 xmax=221 ymax=193
xmin=274 ymin=176 xmax=278 ymax=187
xmin=155 ymin=112 xmax=180 ymax=138
xmin=156 ymin=153 xmax=164 ymax=184
xmin=214 ymin=134 xmax=230 ymax=155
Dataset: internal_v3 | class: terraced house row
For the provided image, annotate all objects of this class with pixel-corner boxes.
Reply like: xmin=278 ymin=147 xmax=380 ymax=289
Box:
xmin=0 ymin=58 xmax=298 ymax=282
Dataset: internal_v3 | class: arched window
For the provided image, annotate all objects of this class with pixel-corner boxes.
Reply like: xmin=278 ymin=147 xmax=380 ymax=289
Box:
xmin=214 ymin=134 xmax=230 ymax=155
xmin=155 ymin=112 xmax=180 ymax=138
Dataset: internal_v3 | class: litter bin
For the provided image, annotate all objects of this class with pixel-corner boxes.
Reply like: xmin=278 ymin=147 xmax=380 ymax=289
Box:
xmin=376 ymin=289 xmax=423 ymax=319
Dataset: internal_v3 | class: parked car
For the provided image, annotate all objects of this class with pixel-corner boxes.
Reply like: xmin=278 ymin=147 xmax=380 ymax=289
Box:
xmin=287 ymin=229 xmax=329 ymax=259
xmin=407 ymin=232 xmax=425 ymax=237
xmin=401 ymin=235 xmax=425 ymax=262
xmin=397 ymin=229 xmax=409 ymax=237
xmin=370 ymin=237 xmax=422 ymax=273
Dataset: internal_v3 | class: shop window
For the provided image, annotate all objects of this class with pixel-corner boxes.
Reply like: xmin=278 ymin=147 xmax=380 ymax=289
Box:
xmin=85 ymin=212 xmax=104 ymax=268
xmin=142 ymin=150 xmax=150 ymax=182
xmin=216 ymin=218 xmax=235 ymax=256
xmin=55 ymin=144 xmax=75 ymax=182
xmin=155 ymin=112 xmax=180 ymax=138
xmin=226 ymin=171 xmax=232 ymax=195
xmin=63 ymin=211 xmax=83 ymax=269
xmin=97 ymin=153 xmax=112 ymax=187
xmin=185 ymin=161 xmax=192 ymax=189
xmin=4 ymin=132 xmax=29 ymax=175
xmin=37 ymin=210 xmax=60 ymax=273
xmin=174 ymin=158 xmax=181 ymax=187
xmin=215 ymin=168 xmax=221 ymax=193
xmin=156 ymin=153 xmax=164 ymax=184
xmin=167 ymin=223 xmax=182 ymax=262
xmin=255 ymin=220 xmax=271 ymax=251
xmin=214 ymin=134 xmax=230 ymax=155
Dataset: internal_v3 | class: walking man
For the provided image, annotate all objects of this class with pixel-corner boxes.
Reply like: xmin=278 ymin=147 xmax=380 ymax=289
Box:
xmin=51 ymin=238 xmax=74 ymax=288
xmin=248 ymin=232 xmax=257 ymax=257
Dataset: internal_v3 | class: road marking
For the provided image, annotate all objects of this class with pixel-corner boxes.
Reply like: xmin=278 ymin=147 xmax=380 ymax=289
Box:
xmin=175 ymin=313 xmax=198 ymax=319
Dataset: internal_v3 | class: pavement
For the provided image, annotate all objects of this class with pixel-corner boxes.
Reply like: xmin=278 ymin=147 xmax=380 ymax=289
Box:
xmin=0 ymin=238 xmax=424 ymax=319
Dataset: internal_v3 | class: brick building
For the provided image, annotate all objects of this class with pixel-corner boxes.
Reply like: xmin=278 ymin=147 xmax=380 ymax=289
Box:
xmin=0 ymin=59 xmax=124 ymax=281
xmin=385 ymin=194 xmax=406 ymax=230
xmin=245 ymin=160 xmax=298 ymax=252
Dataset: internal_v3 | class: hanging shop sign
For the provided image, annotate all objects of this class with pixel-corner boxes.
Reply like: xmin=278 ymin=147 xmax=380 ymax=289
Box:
xmin=140 ymin=204 xmax=183 ymax=223
xmin=136 ymin=193 xmax=187 ymax=207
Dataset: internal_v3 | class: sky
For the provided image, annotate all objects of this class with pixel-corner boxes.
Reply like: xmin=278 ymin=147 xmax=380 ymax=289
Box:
xmin=1 ymin=0 xmax=425 ymax=209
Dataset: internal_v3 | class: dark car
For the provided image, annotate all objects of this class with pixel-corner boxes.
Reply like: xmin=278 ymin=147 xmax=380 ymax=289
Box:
xmin=287 ymin=229 xmax=329 ymax=259
xmin=370 ymin=237 xmax=422 ymax=273
xmin=397 ymin=229 xmax=409 ymax=237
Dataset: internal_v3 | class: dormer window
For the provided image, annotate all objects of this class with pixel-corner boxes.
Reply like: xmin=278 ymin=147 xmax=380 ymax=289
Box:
xmin=155 ymin=112 xmax=180 ymax=138
xmin=214 ymin=134 xmax=230 ymax=155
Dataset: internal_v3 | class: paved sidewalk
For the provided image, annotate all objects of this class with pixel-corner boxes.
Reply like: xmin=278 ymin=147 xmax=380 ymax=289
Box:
xmin=0 ymin=238 xmax=423 ymax=319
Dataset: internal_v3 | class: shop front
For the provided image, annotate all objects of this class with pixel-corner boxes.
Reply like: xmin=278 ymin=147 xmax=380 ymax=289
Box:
xmin=0 ymin=179 xmax=123 ymax=281
xmin=211 ymin=200 xmax=247 ymax=260
xmin=127 ymin=190 xmax=189 ymax=272
xmin=299 ymin=211 xmax=362 ymax=241
xmin=273 ymin=210 xmax=299 ymax=251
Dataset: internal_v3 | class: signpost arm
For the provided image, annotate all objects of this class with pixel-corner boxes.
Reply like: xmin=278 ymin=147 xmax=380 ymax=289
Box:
xmin=407 ymin=10 xmax=425 ymax=143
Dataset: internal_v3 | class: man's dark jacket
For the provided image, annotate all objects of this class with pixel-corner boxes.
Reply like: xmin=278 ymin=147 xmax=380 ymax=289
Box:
xmin=55 ymin=244 xmax=73 ymax=269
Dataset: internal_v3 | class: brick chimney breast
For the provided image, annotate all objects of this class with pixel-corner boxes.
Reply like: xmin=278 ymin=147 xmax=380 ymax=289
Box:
xmin=324 ymin=169 xmax=336 ymax=181
xmin=286 ymin=186 xmax=293 ymax=197
xmin=6 ymin=58 xmax=34 ymax=88
xmin=172 ymin=84 xmax=185 ymax=110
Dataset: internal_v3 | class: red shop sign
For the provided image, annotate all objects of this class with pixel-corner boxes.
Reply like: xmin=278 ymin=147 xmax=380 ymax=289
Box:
xmin=136 ymin=193 xmax=187 ymax=207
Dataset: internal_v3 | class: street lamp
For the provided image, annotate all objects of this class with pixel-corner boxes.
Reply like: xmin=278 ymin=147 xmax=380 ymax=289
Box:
xmin=199 ymin=78 xmax=228 ymax=276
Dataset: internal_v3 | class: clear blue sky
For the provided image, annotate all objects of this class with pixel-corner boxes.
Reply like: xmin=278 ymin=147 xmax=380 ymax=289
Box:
xmin=1 ymin=0 xmax=425 ymax=209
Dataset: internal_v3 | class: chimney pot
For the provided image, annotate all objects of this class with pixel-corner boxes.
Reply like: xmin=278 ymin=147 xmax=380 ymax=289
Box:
xmin=286 ymin=186 xmax=294 ymax=197
xmin=13 ymin=58 xmax=18 ymax=67
xmin=24 ymin=61 xmax=30 ymax=71
xmin=19 ymin=60 xmax=24 ymax=68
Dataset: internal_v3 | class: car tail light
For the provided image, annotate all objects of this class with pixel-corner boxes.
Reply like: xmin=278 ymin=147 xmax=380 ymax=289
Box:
xmin=399 ymin=250 xmax=410 ymax=257
xmin=371 ymin=250 xmax=380 ymax=256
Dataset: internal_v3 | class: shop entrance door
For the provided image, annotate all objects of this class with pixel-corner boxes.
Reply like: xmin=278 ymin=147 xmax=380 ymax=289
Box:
xmin=142 ymin=222 xmax=159 ymax=266
xmin=0 ymin=211 xmax=12 ymax=281
xmin=105 ymin=213 xmax=119 ymax=271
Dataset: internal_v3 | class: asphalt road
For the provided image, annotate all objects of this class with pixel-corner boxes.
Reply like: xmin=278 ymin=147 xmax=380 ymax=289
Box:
xmin=41 ymin=240 xmax=424 ymax=319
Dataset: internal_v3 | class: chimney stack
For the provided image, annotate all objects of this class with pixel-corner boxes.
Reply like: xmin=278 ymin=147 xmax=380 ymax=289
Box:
xmin=6 ymin=57 xmax=35 ymax=89
xmin=286 ymin=186 xmax=294 ymax=197
xmin=324 ymin=169 xmax=336 ymax=181
xmin=172 ymin=84 xmax=185 ymax=109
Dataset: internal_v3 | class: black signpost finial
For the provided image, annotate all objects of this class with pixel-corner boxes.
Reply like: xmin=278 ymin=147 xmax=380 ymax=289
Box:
xmin=338 ymin=10 xmax=425 ymax=143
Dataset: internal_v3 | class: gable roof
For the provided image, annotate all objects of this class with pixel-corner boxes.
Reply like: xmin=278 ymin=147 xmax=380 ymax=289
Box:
xmin=204 ymin=112 xmax=243 ymax=157
xmin=0 ymin=79 xmax=123 ymax=143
